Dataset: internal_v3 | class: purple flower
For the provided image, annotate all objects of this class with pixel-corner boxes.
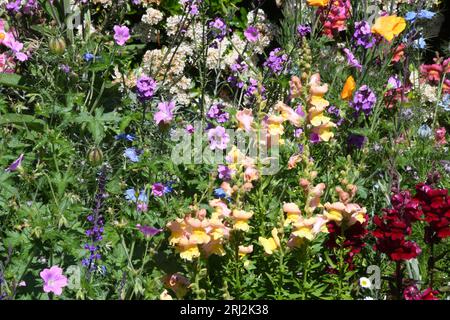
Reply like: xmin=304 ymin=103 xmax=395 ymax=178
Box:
xmin=209 ymin=18 xmax=227 ymax=41
xmin=207 ymin=104 xmax=229 ymax=123
xmin=297 ymin=24 xmax=311 ymax=37
xmin=327 ymin=105 xmax=340 ymax=117
xmin=309 ymin=133 xmax=320 ymax=144
xmin=136 ymin=75 xmax=157 ymax=102
xmin=387 ymin=75 xmax=401 ymax=90
xmin=186 ymin=124 xmax=195 ymax=134
xmin=348 ymin=134 xmax=366 ymax=149
xmin=154 ymin=101 xmax=175 ymax=125
xmin=152 ymin=183 xmax=165 ymax=197
xmin=59 ymin=64 xmax=71 ymax=73
xmin=5 ymin=154 xmax=24 ymax=172
xmin=264 ymin=48 xmax=288 ymax=75
xmin=295 ymin=105 xmax=306 ymax=118
xmin=218 ymin=165 xmax=233 ymax=181
xmin=113 ymin=25 xmax=130 ymax=46
xmin=353 ymin=21 xmax=376 ymax=49
xmin=136 ymin=224 xmax=163 ymax=238
xmin=343 ymin=48 xmax=362 ymax=71
xmin=351 ymin=85 xmax=377 ymax=116
xmin=40 ymin=266 xmax=68 ymax=296
xmin=294 ymin=128 xmax=304 ymax=138
xmin=244 ymin=26 xmax=259 ymax=42
xmin=208 ymin=126 xmax=230 ymax=150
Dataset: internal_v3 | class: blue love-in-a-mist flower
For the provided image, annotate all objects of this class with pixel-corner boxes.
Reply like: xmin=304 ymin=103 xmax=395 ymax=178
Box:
xmin=124 ymin=148 xmax=140 ymax=162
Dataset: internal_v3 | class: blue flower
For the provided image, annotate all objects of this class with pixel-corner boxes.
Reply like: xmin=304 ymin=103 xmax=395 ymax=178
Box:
xmin=124 ymin=147 xmax=140 ymax=162
xmin=417 ymin=10 xmax=435 ymax=20
xmin=83 ymin=53 xmax=95 ymax=62
xmin=125 ymin=188 xmax=148 ymax=203
xmin=163 ymin=182 xmax=174 ymax=194
xmin=418 ymin=124 xmax=432 ymax=138
xmin=405 ymin=12 xmax=417 ymax=22
xmin=439 ymin=94 xmax=450 ymax=111
xmin=413 ymin=37 xmax=426 ymax=49
xmin=115 ymin=133 xmax=136 ymax=141
xmin=137 ymin=190 xmax=148 ymax=203
xmin=214 ymin=188 xmax=227 ymax=199
xmin=124 ymin=188 xmax=137 ymax=202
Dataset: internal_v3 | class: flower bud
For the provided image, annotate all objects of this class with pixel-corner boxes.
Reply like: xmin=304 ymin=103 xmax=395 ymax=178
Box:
xmin=49 ymin=37 xmax=66 ymax=55
xmin=88 ymin=147 xmax=103 ymax=165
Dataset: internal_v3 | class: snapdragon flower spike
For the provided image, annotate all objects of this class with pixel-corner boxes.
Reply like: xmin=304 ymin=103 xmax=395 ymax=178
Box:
xmin=373 ymin=190 xmax=422 ymax=261
xmin=82 ymin=167 xmax=108 ymax=271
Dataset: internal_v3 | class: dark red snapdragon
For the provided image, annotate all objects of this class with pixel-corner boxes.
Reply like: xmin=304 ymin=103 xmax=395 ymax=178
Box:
xmin=373 ymin=190 xmax=422 ymax=261
xmin=414 ymin=183 xmax=450 ymax=244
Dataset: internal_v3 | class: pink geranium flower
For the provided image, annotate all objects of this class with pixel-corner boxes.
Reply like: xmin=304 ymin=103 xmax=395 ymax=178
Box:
xmin=113 ymin=25 xmax=130 ymax=46
xmin=154 ymin=101 xmax=175 ymax=125
xmin=40 ymin=266 xmax=68 ymax=296
xmin=244 ymin=26 xmax=259 ymax=42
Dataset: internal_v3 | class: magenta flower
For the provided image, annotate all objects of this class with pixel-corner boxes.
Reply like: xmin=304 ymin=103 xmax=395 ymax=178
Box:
xmin=5 ymin=153 xmax=24 ymax=172
xmin=113 ymin=25 xmax=130 ymax=46
xmin=208 ymin=126 xmax=230 ymax=150
xmin=152 ymin=183 xmax=165 ymax=197
xmin=40 ymin=266 xmax=68 ymax=296
xmin=154 ymin=101 xmax=175 ymax=125
xmin=136 ymin=224 xmax=163 ymax=238
xmin=244 ymin=26 xmax=259 ymax=42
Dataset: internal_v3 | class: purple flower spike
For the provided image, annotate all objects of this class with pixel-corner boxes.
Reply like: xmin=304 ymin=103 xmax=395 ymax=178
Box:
xmin=5 ymin=154 xmax=24 ymax=172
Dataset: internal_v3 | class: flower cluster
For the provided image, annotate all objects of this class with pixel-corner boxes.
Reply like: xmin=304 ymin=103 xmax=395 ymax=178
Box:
xmin=167 ymin=206 xmax=231 ymax=261
xmin=373 ymin=189 xmax=422 ymax=261
xmin=82 ymin=167 xmax=108 ymax=271
xmin=414 ymin=183 xmax=450 ymax=244
xmin=318 ymin=0 xmax=352 ymax=38
xmin=306 ymin=73 xmax=336 ymax=143
xmin=324 ymin=184 xmax=368 ymax=267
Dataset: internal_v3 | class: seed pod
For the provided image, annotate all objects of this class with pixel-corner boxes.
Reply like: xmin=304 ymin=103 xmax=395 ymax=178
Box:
xmin=49 ymin=37 xmax=66 ymax=55
xmin=88 ymin=147 xmax=103 ymax=165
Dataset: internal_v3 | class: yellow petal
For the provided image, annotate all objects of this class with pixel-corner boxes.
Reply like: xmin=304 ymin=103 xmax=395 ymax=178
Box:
xmin=371 ymin=16 xmax=406 ymax=42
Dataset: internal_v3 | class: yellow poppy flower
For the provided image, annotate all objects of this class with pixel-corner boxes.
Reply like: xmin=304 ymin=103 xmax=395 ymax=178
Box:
xmin=307 ymin=0 xmax=330 ymax=7
xmin=371 ymin=15 xmax=406 ymax=42
xmin=341 ymin=76 xmax=356 ymax=100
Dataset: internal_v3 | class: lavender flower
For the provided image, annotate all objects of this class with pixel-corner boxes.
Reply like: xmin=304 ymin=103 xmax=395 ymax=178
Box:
xmin=264 ymin=48 xmax=288 ymax=75
xmin=209 ymin=18 xmax=227 ymax=41
xmin=136 ymin=75 xmax=157 ymax=102
xmin=351 ymin=85 xmax=377 ymax=116
xmin=208 ymin=126 xmax=230 ymax=150
xmin=297 ymin=24 xmax=311 ymax=37
xmin=353 ymin=21 xmax=376 ymax=49
xmin=5 ymin=154 xmax=24 ymax=172
xmin=217 ymin=165 xmax=233 ymax=181
xmin=207 ymin=103 xmax=229 ymax=123
xmin=136 ymin=224 xmax=163 ymax=238
xmin=343 ymin=48 xmax=362 ymax=71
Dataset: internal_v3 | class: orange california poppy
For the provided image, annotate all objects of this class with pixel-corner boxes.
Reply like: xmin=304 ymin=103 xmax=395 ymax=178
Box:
xmin=341 ymin=76 xmax=356 ymax=100
xmin=307 ymin=0 xmax=330 ymax=7
xmin=371 ymin=15 xmax=406 ymax=42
